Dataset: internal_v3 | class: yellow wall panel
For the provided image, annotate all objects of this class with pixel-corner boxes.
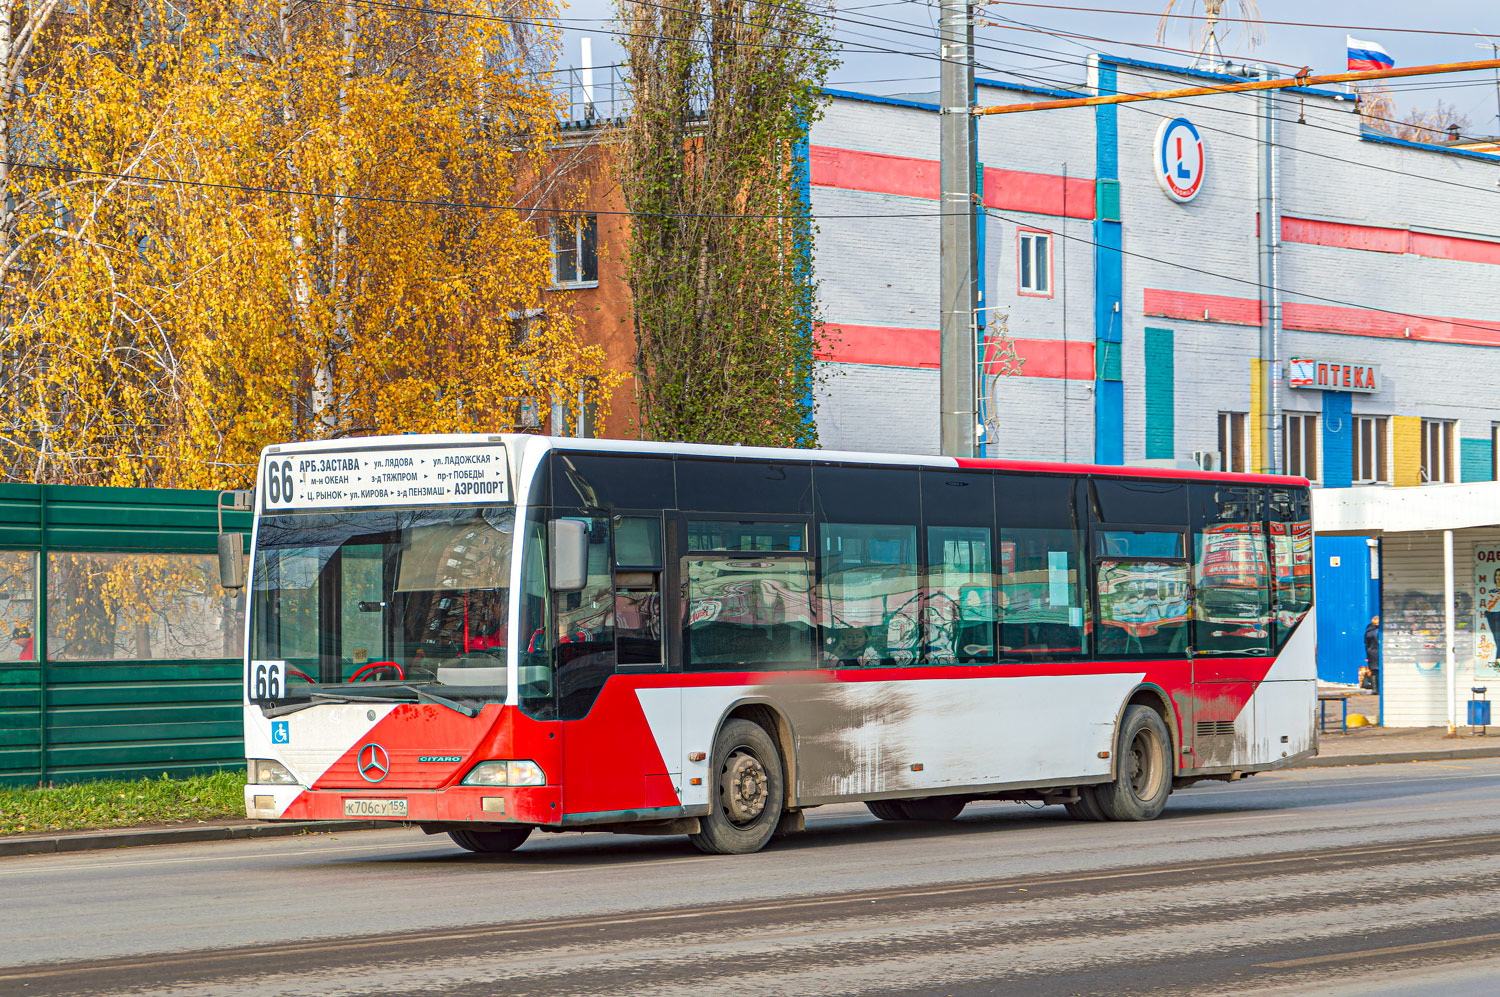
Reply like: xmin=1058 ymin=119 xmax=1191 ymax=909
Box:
xmin=1393 ymin=416 xmax=1421 ymax=487
xmin=1249 ymin=359 xmax=1266 ymax=474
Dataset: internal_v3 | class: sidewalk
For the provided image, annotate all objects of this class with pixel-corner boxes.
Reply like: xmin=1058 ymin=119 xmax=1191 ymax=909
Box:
xmin=0 ymin=818 xmax=392 ymax=859
xmin=1301 ymin=689 xmax=1500 ymax=767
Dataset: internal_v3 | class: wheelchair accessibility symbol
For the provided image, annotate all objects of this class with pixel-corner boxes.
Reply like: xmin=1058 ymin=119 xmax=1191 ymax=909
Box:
xmin=271 ymin=720 xmax=290 ymax=744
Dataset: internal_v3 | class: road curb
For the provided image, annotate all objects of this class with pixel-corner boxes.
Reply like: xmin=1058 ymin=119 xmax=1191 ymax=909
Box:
xmin=1294 ymin=744 xmax=1500 ymax=768
xmin=0 ymin=821 xmax=394 ymax=858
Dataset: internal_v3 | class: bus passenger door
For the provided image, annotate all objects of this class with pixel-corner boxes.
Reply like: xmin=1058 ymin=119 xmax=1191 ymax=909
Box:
xmin=613 ymin=514 xmax=681 ymax=807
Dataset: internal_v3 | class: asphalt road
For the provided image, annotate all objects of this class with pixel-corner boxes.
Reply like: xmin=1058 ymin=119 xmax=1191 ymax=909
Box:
xmin=6 ymin=759 xmax=1500 ymax=996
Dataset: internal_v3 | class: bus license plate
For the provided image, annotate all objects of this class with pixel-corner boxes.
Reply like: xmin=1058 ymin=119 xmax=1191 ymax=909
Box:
xmin=344 ymin=798 xmax=408 ymax=818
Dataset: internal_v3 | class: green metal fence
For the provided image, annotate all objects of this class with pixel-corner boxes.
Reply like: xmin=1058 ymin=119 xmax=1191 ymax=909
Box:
xmin=0 ymin=484 xmax=252 ymax=786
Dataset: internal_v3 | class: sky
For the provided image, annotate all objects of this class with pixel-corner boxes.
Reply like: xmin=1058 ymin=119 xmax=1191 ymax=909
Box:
xmin=550 ymin=1 xmax=1500 ymax=134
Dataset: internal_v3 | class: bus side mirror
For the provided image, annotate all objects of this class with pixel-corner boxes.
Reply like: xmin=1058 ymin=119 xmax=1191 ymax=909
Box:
xmin=218 ymin=533 xmax=246 ymax=590
xmin=549 ymin=519 xmax=589 ymax=592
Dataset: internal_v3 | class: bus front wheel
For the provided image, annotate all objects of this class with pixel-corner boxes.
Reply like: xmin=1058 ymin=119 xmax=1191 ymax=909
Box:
xmin=449 ymin=826 xmax=532 ymax=853
xmin=1095 ymin=705 xmax=1172 ymax=821
xmin=689 ymin=719 xmax=784 ymax=855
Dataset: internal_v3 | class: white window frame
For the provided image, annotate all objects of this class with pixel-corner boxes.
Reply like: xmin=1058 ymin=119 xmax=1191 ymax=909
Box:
xmin=1217 ymin=411 xmax=1247 ymax=473
xmin=1016 ymin=229 xmax=1053 ymax=298
xmin=1421 ymin=418 xmax=1455 ymax=484
xmin=1352 ymin=415 xmax=1390 ymax=484
xmin=1492 ymin=424 xmax=1500 ymax=482
xmin=1282 ymin=412 xmax=1319 ymax=482
xmin=549 ymin=214 xmax=598 ymax=288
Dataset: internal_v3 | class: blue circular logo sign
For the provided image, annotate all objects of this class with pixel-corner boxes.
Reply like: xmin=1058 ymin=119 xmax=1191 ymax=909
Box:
xmin=1156 ymin=117 xmax=1205 ymax=202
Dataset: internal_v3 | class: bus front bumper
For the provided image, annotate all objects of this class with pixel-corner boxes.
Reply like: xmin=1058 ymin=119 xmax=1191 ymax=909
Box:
xmin=244 ymin=784 xmax=562 ymax=825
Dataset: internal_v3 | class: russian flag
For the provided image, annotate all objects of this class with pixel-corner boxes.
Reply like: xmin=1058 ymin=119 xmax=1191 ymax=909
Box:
xmin=1347 ymin=36 xmax=1395 ymax=72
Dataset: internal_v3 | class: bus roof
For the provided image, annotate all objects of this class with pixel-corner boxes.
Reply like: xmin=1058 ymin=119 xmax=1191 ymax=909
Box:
xmin=260 ymin=434 xmax=1309 ymax=489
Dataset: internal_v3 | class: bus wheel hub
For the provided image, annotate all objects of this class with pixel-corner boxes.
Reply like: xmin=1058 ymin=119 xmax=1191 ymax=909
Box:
xmin=723 ymin=751 xmax=769 ymax=823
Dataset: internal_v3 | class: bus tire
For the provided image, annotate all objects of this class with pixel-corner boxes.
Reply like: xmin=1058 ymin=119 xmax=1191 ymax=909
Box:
xmin=866 ymin=800 xmax=909 ymax=821
xmin=899 ymin=796 xmax=966 ymax=821
xmin=448 ymin=826 xmax=532 ymax=853
xmin=1095 ymin=705 xmax=1173 ymax=822
xmin=688 ymin=719 xmax=784 ymax=855
xmin=1063 ymin=786 xmax=1108 ymax=821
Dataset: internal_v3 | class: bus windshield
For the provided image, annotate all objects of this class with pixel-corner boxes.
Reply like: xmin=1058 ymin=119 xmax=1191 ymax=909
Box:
xmin=250 ymin=507 xmax=517 ymax=705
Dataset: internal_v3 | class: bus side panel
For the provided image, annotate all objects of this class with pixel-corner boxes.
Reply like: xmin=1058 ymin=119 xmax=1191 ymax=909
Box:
xmin=670 ymin=671 xmax=1147 ymax=806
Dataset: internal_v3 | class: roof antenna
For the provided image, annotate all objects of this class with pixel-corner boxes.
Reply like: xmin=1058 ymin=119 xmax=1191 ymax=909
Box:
xmin=1157 ymin=0 xmax=1266 ymax=73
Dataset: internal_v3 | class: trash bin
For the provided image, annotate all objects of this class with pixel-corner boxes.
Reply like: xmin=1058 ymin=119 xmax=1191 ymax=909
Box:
xmin=1469 ymin=686 xmax=1490 ymax=733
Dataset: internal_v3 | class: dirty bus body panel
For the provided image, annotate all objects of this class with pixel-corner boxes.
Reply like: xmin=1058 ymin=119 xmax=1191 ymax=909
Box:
xmin=241 ymin=434 xmax=1315 ymax=854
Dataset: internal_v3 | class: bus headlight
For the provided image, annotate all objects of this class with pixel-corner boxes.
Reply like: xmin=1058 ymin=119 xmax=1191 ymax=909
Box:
xmin=462 ymin=760 xmax=546 ymax=787
xmin=248 ymin=759 xmax=299 ymax=785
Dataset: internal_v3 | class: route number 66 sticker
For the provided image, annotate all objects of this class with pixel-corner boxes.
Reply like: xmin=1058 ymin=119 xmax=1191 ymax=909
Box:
xmin=249 ymin=660 xmax=286 ymax=701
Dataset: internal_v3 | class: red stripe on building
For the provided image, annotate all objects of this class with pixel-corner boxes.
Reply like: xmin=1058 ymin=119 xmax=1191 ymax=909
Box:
xmin=1143 ymin=289 xmax=1261 ymax=327
xmin=1143 ymin=288 xmax=1500 ymax=348
xmin=982 ymin=166 xmax=1095 ymax=220
xmin=1280 ymin=216 xmax=1500 ymax=267
xmin=809 ymin=146 xmax=1095 ymax=219
xmin=818 ymin=323 xmax=1094 ymax=378
xmin=809 ymin=146 xmax=938 ymax=200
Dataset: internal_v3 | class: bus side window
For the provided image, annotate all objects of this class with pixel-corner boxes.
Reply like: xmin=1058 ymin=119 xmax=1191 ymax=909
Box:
xmin=683 ymin=520 xmax=815 ymax=671
xmin=814 ymin=465 xmax=922 ymax=668
xmin=614 ymin=516 xmax=663 ymax=667
xmin=1190 ymin=485 xmax=1271 ymax=656
xmin=518 ymin=521 xmax=555 ymax=719
xmin=553 ymin=517 xmax=615 ymax=720
xmin=920 ymin=468 xmax=997 ymax=664
xmin=994 ymin=474 xmax=1088 ymax=660
xmin=1268 ymin=486 xmax=1313 ymax=648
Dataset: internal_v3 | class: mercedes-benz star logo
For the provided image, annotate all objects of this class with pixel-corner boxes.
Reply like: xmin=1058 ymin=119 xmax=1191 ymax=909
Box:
xmin=358 ymin=743 xmax=390 ymax=783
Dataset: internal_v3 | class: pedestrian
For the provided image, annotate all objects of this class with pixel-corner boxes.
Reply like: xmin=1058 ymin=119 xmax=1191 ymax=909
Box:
xmin=1362 ymin=615 xmax=1381 ymax=695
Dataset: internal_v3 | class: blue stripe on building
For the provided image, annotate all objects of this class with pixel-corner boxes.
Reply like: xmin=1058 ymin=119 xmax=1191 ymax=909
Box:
xmin=1093 ymin=61 xmax=1123 ymax=465
xmin=1322 ymin=390 xmax=1353 ymax=488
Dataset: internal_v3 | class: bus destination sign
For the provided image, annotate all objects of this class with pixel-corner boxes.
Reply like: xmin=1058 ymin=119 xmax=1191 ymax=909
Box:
xmin=260 ymin=444 xmax=510 ymax=511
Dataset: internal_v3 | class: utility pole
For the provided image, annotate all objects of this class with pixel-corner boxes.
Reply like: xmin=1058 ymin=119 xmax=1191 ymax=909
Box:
xmin=938 ymin=0 xmax=978 ymax=458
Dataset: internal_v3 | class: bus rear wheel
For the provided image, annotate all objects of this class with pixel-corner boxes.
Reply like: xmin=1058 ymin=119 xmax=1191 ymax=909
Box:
xmin=1063 ymin=786 xmax=1108 ymax=821
xmin=689 ymin=719 xmax=784 ymax=855
xmin=449 ymin=826 xmax=532 ymax=853
xmin=1095 ymin=705 xmax=1172 ymax=821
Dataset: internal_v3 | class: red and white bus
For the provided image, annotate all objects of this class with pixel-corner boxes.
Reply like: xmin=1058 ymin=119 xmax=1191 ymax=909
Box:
xmin=238 ymin=434 xmax=1316 ymax=855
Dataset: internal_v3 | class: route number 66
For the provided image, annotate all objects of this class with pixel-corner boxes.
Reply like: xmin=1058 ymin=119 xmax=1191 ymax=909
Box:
xmin=250 ymin=661 xmax=286 ymax=700
xmin=265 ymin=459 xmax=295 ymax=505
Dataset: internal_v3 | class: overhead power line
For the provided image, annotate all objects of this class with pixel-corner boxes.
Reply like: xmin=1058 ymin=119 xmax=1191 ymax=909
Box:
xmin=982 ymin=3 xmax=1500 ymax=40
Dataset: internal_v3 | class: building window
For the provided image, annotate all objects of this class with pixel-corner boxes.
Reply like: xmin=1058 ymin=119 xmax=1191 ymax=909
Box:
xmin=1421 ymin=419 xmax=1454 ymax=484
xmin=1352 ymin=416 xmax=1389 ymax=484
xmin=1493 ymin=424 xmax=1500 ymax=481
xmin=1217 ymin=412 xmax=1246 ymax=473
xmin=1017 ymin=230 xmax=1052 ymax=297
xmin=1283 ymin=413 xmax=1318 ymax=481
xmin=550 ymin=214 xmax=598 ymax=286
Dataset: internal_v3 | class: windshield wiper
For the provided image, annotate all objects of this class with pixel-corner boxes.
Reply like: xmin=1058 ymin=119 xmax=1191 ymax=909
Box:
xmin=261 ymin=686 xmax=487 ymax=718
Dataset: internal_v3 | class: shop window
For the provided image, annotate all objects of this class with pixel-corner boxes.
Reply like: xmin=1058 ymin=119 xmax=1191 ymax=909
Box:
xmin=1218 ymin=412 xmax=1246 ymax=473
xmin=1352 ymin=416 xmax=1389 ymax=484
xmin=47 ymin=551 xmax=242 ymax=660
xmin=819 ymin=522 xmax=920 ymax=666
xmin=550 ymin=214 xmax=598 ymax=286
xmin=1283 ymin=413 xmax=1318 ymax=481
xmin=1421 ymin=419 xmax=1455 ymax=484
xmin=1018 ymin=230 xmax=1052 ymax=297
xmin=0 ymin=551 xmax=38 ymax=662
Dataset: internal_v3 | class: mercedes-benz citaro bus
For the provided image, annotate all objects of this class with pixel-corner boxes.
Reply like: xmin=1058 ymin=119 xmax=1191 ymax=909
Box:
xmin=233 ymin=434 xmax=1316 ymax=856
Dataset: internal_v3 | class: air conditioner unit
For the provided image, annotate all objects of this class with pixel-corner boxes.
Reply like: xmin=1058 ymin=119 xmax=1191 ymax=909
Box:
xmin=1193 ymin=451 xmax=1222 ymax=472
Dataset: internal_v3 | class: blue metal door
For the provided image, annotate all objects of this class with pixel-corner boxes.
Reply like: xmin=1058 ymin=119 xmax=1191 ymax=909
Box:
xmin=1314 ymin=536 xmax=1376 ymax=685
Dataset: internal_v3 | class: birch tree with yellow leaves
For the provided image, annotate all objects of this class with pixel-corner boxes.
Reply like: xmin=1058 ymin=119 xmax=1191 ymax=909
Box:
xmin=1 ymin=0 xmax=617 ymax=489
